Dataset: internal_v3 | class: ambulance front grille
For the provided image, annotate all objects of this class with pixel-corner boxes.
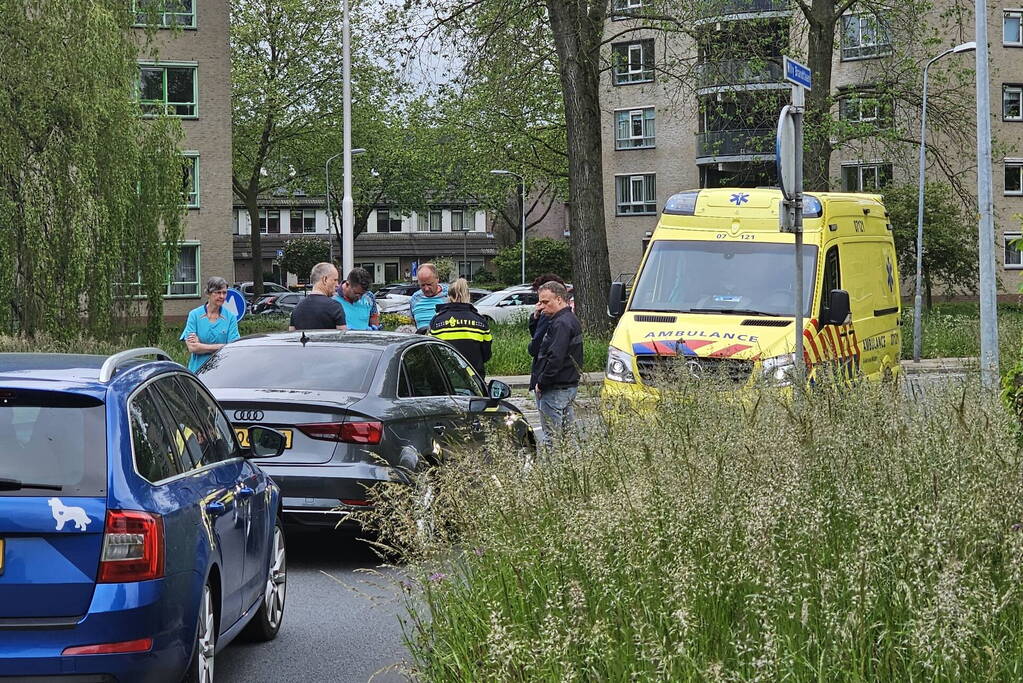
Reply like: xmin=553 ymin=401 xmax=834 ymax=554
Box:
xmin=636 ymin=356 xmax=753 ymax=387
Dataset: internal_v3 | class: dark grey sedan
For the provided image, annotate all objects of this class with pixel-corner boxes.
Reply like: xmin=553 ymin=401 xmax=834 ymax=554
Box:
xmin=196 ymin=331 xmax=533 ymax=527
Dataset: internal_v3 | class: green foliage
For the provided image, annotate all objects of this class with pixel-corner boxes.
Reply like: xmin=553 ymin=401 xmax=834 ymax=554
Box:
xmin=376 ymin=382 xmax=1023 ymax=680
xmin=884 ymin=182 xmax=979 ymax=306
xmin=0 ymin=0 xmax=185 ymax=340
xmin=482 ymin=320 xmax=607 ymax=376
xmin=428 ymin=258 xmax=456 ymax=283
xmin=279 ymin=238 xmax=329 ymax=282
xmin=493 ymin=238 xmax=572 ymax=286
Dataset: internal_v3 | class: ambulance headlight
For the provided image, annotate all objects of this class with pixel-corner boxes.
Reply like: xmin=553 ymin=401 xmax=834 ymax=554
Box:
xmin=605 ymin=346 xmax=636 ymax=384
xmin=761 ymin=353 xmax=797 ymax=385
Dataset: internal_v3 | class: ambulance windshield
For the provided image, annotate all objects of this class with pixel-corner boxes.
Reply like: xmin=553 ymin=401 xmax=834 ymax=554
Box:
xmin=630 ymin=240 xmax=818 ymax=317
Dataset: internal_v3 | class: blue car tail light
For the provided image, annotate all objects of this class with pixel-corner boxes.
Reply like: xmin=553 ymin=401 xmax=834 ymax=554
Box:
xmin=97 ymin=510 xmax=164 ymax=583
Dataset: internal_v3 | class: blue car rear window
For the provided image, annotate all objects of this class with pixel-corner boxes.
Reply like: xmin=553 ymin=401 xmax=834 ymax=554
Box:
xmin=197 ymin=346 xmax=380 ymax=393
xmin=0 ymin=390 xmax=107 ymax=497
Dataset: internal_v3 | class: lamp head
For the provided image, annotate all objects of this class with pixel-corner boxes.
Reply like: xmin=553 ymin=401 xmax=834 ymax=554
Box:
xmin=952 ymin=41 xmax=976 ymax=53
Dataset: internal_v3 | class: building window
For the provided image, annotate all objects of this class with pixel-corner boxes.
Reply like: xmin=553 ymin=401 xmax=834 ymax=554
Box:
xmin=838 ymin=92 xmax=892 ymax=127
xmin=138 ymin=64 xmax=197 ymax=117
xmin=430 ymin=210 xmax=442 ymax=232
xmin=612 ymin=40 xmax=654 ymax=85
xmin=611 ymin=0 xmax=644 ymax=18
xmin=416 ymin=213 xmax=428 ymax=232
xmin=841 ymin=162 xmax=892 ymax=191
xmin=615 ymin=174 xmax=656 ymax=215
xmin=451 ymin=208 xmax=472 ymax=231
xmin=290 ymin=209 xmax=316 ymax=233
xmin=841 ymin=13 xmax=892 ymax=60
xmin=169 ymin=244 xmax=200 ymax=296
xmin=181 ymin=154 xmax=198 ymax=208
xmin=1005 ymin=233 xmax=1023 ymax=268
xmin=133 ymin=0 xmax=195 ymax=28
xmin=458 ymin=260 xmax=484 ymax=279
xmin=233 ymin=210 xmax=240 ymax=235
xmin=615 ymin=108 xmax=656 ymax=149
xmin=1004 ymin=85 xmax=1022 ymax=121
xmin=1007 ymin=161 xmax=1023 ymax=195
xmin=1005 ymin=10 xmax=1023 ymax=46
xmin=259 ymin=209 xmax=280 ymax=234
xmin=376 ymin=209 xmax=402 ymax=233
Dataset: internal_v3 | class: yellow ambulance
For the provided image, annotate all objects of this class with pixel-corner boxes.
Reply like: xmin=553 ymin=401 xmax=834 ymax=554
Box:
xmin=603 ymin=187 xmax=901 ymax=400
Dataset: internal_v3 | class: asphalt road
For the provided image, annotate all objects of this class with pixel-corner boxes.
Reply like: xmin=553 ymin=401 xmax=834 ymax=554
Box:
xmin=217 ymin=530 xmax=413 ymax=683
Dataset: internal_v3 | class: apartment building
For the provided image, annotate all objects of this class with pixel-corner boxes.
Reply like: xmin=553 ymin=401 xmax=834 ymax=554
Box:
xmin=133 ymin=0 xmax=234 ymax=319
xmin=233 ymin=198 xmax=496 ymax=285
xmin=601 ymin=0 xmax=1023 ymax=291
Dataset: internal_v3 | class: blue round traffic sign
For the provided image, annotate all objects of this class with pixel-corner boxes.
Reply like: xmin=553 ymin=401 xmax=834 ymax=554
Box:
xmin=224 ymin=288 xmax=247 ymax=321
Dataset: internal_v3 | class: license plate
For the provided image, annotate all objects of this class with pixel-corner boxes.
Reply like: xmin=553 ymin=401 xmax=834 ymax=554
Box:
xmin=234 ymin=428 xmax=293 ymax=449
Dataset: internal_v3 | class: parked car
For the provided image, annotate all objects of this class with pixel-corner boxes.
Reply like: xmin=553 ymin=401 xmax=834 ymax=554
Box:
xmin=0 ymin=348 xmax=289 ymax=682
xmin=234 ymin=281 xmax=291 ymax=304
xmin=252 ymin=290 xmax=309 ymax=316
xmin=375 ymin=284 xmax=420 ymax=314
xmin=197 ymin=331 xmax=535 ymax=528
xmin=475 ymin=284 xmax=573 ymax=325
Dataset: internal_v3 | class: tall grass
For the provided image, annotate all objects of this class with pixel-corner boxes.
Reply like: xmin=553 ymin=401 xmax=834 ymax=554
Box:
xmin=372 ymin=380 xmax=1023 ymax=681
xmin=902 ymin=304 xmax=1023 ymax=366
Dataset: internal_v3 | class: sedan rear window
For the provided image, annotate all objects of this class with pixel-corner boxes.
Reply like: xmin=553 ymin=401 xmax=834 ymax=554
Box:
xmin=0 ymin=390 xmax=107 ymax=497
xmin=197 ymin=346 xmax=381 ymax=393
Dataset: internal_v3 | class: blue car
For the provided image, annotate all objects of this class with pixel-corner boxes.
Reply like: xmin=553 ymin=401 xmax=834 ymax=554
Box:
xmin=0 ymin=348 xmax=288 ymax=682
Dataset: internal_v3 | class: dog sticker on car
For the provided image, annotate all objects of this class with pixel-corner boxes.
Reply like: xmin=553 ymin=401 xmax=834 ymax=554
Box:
xmin=48 ymin=498 xmax=91 ymax=531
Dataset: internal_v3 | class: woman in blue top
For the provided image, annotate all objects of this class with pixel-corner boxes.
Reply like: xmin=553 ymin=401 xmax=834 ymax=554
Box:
xmin=180 ymin=276 xmax=240 ymax=372
xmin=333 ymin=267 xmax=380 ymax=331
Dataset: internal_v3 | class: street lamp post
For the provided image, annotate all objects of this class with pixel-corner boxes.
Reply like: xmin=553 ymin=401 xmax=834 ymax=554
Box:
xmin=913 ymin=41 xmax=975 ymax=363
xmin=325 ymin=148 xmax=364 ymax=269
xmin=490 ymin=169 xmax=526 ymax=284
xmin=975 ymin=0 xmax=999 ymax=388
xmin=342 ymin=0 xmax=355 ymax=277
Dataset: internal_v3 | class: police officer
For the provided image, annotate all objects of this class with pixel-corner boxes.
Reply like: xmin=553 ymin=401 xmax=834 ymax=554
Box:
xmin=428 ymin=278 xmax=492 ymax=378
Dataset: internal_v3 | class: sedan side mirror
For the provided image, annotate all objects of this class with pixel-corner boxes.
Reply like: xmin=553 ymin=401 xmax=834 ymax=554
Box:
xmin=247 ymin=426 xmax=287 ymax=459
xmin=826 ymin=289 xmax=851 ymax=326
xmin=488 ymin=379 xmax=511 ymax=400
xmin=608 ymin=282 xmax=626 ymax=318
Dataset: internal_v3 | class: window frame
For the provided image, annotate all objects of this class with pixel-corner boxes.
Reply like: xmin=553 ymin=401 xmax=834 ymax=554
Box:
xmin=117 ymin=241 xmax=201 ymax=299
xmin=1005 ymin=9 xmax=1023 ymax=46
xmin=259 ymin=209 xmax=281 ymax=234
xmin=1007 ymin=160 xmax=1023 ymax=196
xmin=1004 ymin=84 xmax=1023 ymax=121
xmin=138 ymin=62 xmax=198 ymax=118
xmin=132 ymin=0 xmax=196 ymax=29
xmin=182 ymin=152 xmax=199 ymax=208
xmin=1005 ymin=232 xmax=1023 ymax=269
xmin=612 ymin=39 xmax=655 ymax=85
xmin=615 ymin=173 xmax=657 ymax=216
xmin=840 ymin=162 xmax=893 ymax=192
xmin=840 ymin=13 xmax=893 ymax=61
xmin=395 ymin=343 xmax=453 ymax=398
xmin=614 ymin=107 xmax=656 ymax=150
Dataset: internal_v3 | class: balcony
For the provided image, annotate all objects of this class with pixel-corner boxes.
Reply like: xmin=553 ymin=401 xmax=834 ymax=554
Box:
xmin=696 ymin=0 xmax=789 ymax=20
xmin=695 ymin=59 xmax=784 ymax=91
xmin=695 ymin=128 xmax=773 ymax=161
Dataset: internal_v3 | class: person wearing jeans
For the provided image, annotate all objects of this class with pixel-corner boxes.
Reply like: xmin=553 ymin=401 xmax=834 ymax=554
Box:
xmin=532 ymin=281 xmax=583 ymax=448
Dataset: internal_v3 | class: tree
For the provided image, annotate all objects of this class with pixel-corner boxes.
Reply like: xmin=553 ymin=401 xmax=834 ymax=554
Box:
xmin=884 ymin=181 xmax=978 ymax=308
xmin=279 ymin=238 xmax=329 ymax=283
xmin=231 ymin=0 xmax=350 ymax=299
xmin=493 ymin=238 xmax=573 ymax=285
xmin=0 ymin=0 xmax=185 ymax=340
xmin=388 ymin=0 xmax=613 ymax=330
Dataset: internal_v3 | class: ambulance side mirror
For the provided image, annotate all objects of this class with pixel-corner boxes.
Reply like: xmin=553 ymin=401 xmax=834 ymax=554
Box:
xmin=608 ymin=282 xmax=627 ymax=318
xmin=826 ymin=289 xmax=851 ymax=326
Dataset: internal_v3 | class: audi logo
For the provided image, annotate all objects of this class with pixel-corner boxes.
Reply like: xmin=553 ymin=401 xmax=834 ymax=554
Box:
xmin=233 ymin=410 xmax=264 ymax=422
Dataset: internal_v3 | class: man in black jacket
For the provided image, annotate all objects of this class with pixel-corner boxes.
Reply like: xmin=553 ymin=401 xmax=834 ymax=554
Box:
xmin=533 ymin=281 xmax=583 ymax=447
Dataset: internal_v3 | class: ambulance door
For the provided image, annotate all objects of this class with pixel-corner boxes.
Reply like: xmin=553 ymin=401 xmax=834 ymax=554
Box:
xmin=810 ymin=243 xmax=857 ymax=380
xmin=839 ymin=239 xmax=896 ymax=379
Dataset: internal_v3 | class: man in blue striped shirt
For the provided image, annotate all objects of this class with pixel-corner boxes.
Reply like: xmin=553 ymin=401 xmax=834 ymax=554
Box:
xmin=408 ymin=262 xmax=449 ymax=331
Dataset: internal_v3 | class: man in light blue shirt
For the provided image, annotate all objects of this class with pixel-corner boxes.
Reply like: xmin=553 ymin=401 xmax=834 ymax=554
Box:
xmin=181 ymin=276 xmax=241 ymax=372
xmin=408 ymin=263 xmax=449 ymax=331
xmin=333 ymin=267 xmax=380 ymax=330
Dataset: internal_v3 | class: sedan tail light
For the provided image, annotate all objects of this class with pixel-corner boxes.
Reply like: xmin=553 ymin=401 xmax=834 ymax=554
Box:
xmin=97 ymin=510 xmax=164 ymax=583
xmin=296 ymin=421 xmax=383 ymax=445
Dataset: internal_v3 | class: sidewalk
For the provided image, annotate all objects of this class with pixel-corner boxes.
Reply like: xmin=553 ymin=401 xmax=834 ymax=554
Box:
xmin=491 ymin=358 xmax=976 ymax=390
